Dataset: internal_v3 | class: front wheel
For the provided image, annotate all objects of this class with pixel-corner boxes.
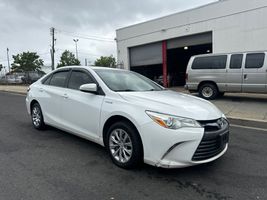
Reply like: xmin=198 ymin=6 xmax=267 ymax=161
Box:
xmin=106 ymin=121 xmax=143 ymax=169
xmin=199 ymin=83 xmax=218 ymax=100
xmin=31 ymin=103 xmax=46 ymax=130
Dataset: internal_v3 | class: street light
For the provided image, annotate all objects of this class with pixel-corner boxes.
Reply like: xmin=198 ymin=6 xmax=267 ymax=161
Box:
xmin=73 ymin=39 xmax=79 ymax=59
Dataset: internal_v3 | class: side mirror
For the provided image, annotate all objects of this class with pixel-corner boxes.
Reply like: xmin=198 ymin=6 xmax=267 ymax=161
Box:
xmin=79 ymin=83 xmax=98 ymax=93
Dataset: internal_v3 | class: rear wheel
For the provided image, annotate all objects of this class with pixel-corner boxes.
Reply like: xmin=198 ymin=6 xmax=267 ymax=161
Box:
xmin=199 ymin=83 xmax=218 ymax=100
xmin=106 ymin=121 xmax=143 ymax=169
xmin=31 ymin=103 xmax=46 ymax=130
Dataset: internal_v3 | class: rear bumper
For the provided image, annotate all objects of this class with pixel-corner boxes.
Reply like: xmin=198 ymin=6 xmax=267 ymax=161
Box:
xmin=184 ymin=84 xmax=198 ymax=92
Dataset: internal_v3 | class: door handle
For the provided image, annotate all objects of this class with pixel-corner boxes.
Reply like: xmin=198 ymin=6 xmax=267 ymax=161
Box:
xmin=39 ymin=88 xmax=44 ymax=92
xmin=244 ymin=74 xmax=248 ymax=80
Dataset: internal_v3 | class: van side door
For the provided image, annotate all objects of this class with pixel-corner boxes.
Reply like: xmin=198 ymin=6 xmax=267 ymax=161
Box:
xmin=242 ymin=53 xmax=266 ymax=93
xmin=226 ymin=54 xmax=243 ymax=92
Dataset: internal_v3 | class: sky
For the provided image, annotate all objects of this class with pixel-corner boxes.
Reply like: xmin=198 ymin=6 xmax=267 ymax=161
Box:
xmin=0 ymin=0 xmax=217 ymax=72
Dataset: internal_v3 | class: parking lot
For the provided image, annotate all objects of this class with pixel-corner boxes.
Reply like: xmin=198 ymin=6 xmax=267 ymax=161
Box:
xmin=0 ymin=91 xmax=266 ymax=200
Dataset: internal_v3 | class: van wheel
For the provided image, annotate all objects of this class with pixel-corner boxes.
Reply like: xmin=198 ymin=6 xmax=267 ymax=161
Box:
xmin=106 ymin=121 xmax=143 ymax=169
xmin=199 ymin=83 xmax=218 ymax=100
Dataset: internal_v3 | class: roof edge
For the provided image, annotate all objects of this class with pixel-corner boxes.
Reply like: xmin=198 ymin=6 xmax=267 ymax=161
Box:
xmin=116 ymin=0 xmax=221 ymax=32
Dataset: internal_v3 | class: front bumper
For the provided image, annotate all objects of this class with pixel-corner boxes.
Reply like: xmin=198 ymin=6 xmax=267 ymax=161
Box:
xmin=140 ymin=118 xmax=229 ymax=168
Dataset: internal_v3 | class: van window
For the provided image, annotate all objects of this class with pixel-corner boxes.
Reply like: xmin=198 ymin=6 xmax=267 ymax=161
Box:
xmin=245 ymin=53 xmax=265 ymax=69
xmin=230 ymin=54 xmax=243 ymax=69
xmin=192 ymin=55 xmax=227 ymax=69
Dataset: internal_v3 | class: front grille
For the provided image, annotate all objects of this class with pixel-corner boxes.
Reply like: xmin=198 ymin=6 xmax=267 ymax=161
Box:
xmin=192 ymin=118 xmax=229 ymax=161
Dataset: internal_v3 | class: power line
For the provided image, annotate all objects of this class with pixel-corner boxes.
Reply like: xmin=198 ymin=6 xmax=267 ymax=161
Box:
xmin=56 ymin=28 xmax=115 ymax=42
xmin=56 ymin=48 xmax=103 ymax=57
xmin=38 ymin=52 xmax=51 ymax=56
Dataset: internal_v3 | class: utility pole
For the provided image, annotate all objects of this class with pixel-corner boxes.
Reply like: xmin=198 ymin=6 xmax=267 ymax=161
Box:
xmin=85 ymin=58 xmax=87 ymax=66
xmin=6 ymin=48 xmax=10 ymax=73
xmin=50 ymin=27 xmax=55 ymax=70
xmin=73 ymin=39 xmax=79 ymax=60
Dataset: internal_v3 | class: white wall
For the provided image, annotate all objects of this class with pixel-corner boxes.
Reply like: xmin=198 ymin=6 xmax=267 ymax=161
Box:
xmin=116 ymin=0 xmax=267 ymax=69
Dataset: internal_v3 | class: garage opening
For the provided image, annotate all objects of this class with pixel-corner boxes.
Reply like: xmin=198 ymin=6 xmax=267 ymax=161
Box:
xmin=129 ymin=42 xmax=163 ymax=84
xmin=130 ymin=64 xmax=162 ymax=83
xmin=167 ymin=43 xmax=212 ymax=86
xmin=128 ymin=32 xmax=212 ymax=87
xmin=167 ymin=32 xmax=213 ymax=87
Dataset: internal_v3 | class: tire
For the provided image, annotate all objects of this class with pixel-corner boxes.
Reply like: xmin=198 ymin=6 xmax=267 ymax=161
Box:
xmin=31 ymin=102 xmax=46 ymax=130
xmin=105 ymin=121 xmax=143 ymax=169
xmin=199 ymin=83 xmax=218 ymax=100
xmin=218 ymin=92 xmax=225 ymax=97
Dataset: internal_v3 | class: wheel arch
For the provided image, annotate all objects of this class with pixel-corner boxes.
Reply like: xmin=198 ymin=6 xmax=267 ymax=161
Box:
xmin=198 ymin=81 xmax=219 ymax=92
xmin=102 ymin=115 xmax=144 ymax=154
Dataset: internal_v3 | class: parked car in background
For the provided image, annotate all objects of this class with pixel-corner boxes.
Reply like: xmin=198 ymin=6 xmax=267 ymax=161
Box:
xmin=22 ymin=71 xmax=45 ymax=84
xmin=0 ymin=74 xmax=23 ymax=84
xmin=185 ymin=51 xmax=267 ymax=99
xmin=26 ymin=66 xmax=229 ymax=169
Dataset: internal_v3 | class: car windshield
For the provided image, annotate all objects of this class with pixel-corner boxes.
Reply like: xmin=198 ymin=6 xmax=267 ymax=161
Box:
xmin=94 ymin=69 xmax=164 ymax=92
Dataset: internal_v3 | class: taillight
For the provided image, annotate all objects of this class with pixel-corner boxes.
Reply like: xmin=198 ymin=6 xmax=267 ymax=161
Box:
xmin=27 ymin=87 xmax=31 ymax=92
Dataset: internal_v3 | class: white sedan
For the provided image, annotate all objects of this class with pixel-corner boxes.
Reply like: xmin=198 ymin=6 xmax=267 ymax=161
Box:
xmin=26 ymin=66 xmax=229 ymax=169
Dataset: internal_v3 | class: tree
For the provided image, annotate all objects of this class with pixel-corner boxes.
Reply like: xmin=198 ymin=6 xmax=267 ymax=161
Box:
xmin=94 ymin=55 xmax=116 ymax=67
xmin=11 ymin=51 xmax=44 ymax=72
xmin=0 ymin=64 xmax=2 ymax=72
xmin=57 ymin=50 xmax=80 ymax=68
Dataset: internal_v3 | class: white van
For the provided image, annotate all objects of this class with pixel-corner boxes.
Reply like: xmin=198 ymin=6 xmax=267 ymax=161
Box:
xmin=185 ymin=51 xmax=267 ymax=99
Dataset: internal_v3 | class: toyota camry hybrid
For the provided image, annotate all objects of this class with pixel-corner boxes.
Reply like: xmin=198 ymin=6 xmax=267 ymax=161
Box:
xmin=26 ymin=66 xmax=229 ymax=169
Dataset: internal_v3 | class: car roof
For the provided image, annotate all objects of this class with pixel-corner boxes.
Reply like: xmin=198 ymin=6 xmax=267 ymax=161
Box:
xmin=56 ymin=66 xmax=125 ymax=71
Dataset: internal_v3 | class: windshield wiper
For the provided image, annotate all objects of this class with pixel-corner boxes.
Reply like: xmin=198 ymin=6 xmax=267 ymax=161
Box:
xmin=114 ymin=89 xmax=136 ymax=92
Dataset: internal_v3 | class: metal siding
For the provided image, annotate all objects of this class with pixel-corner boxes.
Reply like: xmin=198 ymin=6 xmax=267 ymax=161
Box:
xmin=167 ymin=32 xmax=212 ymax=50
xmin=129 ymin=42 xmax=162 ymax=67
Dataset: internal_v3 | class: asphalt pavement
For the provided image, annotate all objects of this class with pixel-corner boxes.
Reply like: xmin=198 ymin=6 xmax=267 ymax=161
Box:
xmin=0 ymin=92 xmax=266 ymax=200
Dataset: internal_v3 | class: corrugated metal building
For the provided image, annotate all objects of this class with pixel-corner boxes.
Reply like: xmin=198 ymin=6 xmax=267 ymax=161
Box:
xmin=116 ymin=0 xmax=267 ymax=87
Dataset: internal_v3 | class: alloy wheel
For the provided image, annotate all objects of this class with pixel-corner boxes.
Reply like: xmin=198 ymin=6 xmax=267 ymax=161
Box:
xmin=32 ymin=106 xmax=41 ymax=127
xmin=109 ymin=128 xmax=133 ymax=163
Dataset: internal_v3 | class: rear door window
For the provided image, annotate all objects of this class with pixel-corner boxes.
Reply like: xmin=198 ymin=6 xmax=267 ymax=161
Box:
xmin=49 ymin=71 xmax=69 ymax=87
xmin=245 ymin=53 xmax=265 ymax=69
xmin=42 ymin=75 xmax=52 ymax=85
xmin=230 ymin=54 xmax=243 ymax=69
xmin=192 ymin=55 xmax=227 ymax=69
xmin=68 ymin=71 xmax=95 ymax=90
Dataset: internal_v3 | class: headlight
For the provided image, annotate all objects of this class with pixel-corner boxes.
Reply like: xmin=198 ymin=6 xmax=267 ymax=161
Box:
xmin=146 ymin=111 xmax=201 ymax=129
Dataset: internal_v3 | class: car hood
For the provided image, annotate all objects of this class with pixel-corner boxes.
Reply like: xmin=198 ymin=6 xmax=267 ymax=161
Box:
xmin=118 ymin=90 xmax=223 ymax=121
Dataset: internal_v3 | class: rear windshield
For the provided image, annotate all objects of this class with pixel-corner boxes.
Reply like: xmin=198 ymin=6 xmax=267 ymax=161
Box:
xmin=192 ymin=55 xmax=227 ymax=69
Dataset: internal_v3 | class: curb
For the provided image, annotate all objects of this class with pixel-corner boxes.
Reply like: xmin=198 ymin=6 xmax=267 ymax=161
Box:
xmin=228 ymin=117 xmax=267 ymax=129
xmin=0 ymin=90 xmax=27 ymax=95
